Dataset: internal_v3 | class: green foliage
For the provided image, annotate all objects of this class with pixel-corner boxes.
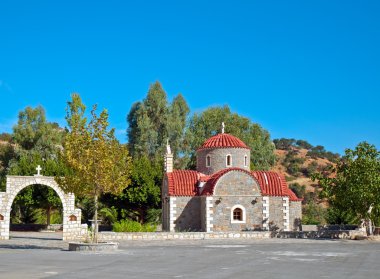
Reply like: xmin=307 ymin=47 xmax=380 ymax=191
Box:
xmin=112 ymin=219 xmax=156 ymax=232
xmin=307 ymin=145 xmax=340 ymax=161
xmin=313 ymin=142 xmax=380 ymax=227
xmin=99 ymin=206 xmax=118 ymax=225
xmin=283 ymin=150 xmax=305 ymax=176
xmin=109 ymin=156 xmax=162 ymax=223
xmin=127 ymin=81 xmax=190 ymax=166
xmin=289 ymin=183 xmax=306 ymax=199
xmin=187 ymin=106 xmax=276 ymax=170
xmin=0 ymin=133 xmax=12 ymax=142
xmin=302 ymin=161 xmax=319 ymax=177
xmin=302 ymin=201 xmax=327 ymax=225
xmin=57 ymin=93 xmax=132 ymax=242
xmin=11 ymin=185 xmax=62 ymax=225
xmin=325 ymin=207 xmax=358 ymax=225
xmin=273 ymin=138 xmax=296 ymax=150
xmin=296 ymin=139 xmax=313 ymax=150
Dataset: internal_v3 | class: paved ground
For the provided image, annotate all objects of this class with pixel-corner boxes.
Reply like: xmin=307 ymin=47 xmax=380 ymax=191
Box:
xmin=0 ymin=232 xmax=379 ymax=278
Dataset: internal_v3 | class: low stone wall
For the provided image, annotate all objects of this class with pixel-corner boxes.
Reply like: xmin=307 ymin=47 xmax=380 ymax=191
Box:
xmin=97 ymin=231 xmax=271 ymax=241
xmin=275 ymin=229 xmax=366 ymax=239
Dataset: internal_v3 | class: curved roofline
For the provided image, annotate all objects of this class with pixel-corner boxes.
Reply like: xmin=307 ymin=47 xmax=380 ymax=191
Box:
xmin=202 ymin=168 xmax=258 ymax=196
xmin=197 ymin=133 xmax=250 ymax=150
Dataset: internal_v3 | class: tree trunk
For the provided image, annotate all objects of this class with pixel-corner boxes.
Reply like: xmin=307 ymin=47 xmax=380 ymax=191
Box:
xmin=46 ymin=206 xmax=51 ymax=226
xmin=93 ymin=194 xmax=99 ymax=243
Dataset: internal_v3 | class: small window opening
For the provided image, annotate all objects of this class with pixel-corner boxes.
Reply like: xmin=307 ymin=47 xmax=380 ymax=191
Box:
xmin=226 ymin=155 xmax=232 ymax=167
xmin=244 ymin=155 xmax=248 ymax=167
xmin=206 ymin=155 xmax=211 ymax=167
xmin=233 ymin=208 xmax=243 ymax=221
xmin=0 ymin=214 xmax=4 ymax=221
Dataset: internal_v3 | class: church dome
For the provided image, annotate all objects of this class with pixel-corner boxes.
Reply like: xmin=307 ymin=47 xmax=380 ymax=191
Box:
xmin=198 ymin=133 xmax=249 ymax=150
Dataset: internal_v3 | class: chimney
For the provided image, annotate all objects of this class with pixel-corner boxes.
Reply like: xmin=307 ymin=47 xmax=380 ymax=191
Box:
xmin=164 ymin=140 xmax=173 ymax=173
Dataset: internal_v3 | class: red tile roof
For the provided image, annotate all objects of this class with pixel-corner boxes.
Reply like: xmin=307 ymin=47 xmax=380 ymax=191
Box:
xmin=166 ymin=170 xmax=200 ymax=196
xmin=252 ymin=171 xmax=301 ymax=201
xmin=198 ymin=133 xmax=249 ymax=150
xmin=166 ymin=168 xmax=301 ymax=201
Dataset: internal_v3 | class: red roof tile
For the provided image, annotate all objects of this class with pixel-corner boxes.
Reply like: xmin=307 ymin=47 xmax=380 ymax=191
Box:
xmin=166 ymin=170 xmax=199 ymax=196
xmin=252 ymin=171 xmax=301 ymax=201
xmin=166 ymin=168 xmax=301 ymax=201
xmin=198 ymin=133 xmax=249 ymax=150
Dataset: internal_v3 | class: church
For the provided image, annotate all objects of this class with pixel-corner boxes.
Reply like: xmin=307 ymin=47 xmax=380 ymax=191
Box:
xmin=162 ymin=125 xmax=302 ymax=232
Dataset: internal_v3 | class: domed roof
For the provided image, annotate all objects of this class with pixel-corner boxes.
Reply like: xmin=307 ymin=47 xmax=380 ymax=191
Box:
xmin=198 ymin=133 xmax=249 ymax=150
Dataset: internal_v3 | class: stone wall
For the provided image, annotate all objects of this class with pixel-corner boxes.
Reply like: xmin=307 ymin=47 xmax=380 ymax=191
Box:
xmin=0 ymin=176 xmax=87 ymax=240
xmin=268 ymin=197 xmax=286 ymax=231
xmin=196 ymin=148 xmax=250 ymax=175
xmin=97 ymin=231 xmax=271 ymax=241
xmin=289 ymin=201 xmax=302 ymax=231
xmin=174 ymin=196 xmax=201 ymax=231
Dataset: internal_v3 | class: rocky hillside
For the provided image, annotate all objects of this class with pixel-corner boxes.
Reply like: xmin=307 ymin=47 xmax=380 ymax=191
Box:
xmin=271 ymin=138 xmax=339 ymax=203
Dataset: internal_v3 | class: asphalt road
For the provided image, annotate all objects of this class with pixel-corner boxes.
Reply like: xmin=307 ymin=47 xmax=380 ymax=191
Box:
xmin=0 ymin=232 xmax=379 ymax=279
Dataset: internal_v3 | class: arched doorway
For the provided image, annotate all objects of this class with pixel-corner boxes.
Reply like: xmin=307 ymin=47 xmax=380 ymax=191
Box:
xmin=0 ymin=175 xmax=87 ymax=240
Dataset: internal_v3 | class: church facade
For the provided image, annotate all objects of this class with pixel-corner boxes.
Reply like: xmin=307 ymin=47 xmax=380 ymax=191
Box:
xmin=162 ymin=130 xmax=302 ymax=232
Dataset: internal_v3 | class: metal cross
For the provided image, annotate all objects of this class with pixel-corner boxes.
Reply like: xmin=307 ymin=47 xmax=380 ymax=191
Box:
xmin=36 ymin=165 xmax=42 ymax=176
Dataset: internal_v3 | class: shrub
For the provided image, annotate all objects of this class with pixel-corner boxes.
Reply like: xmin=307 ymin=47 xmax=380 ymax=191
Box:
xmin=289 ymin=183 xmax=306 ymax=199
xmin=112 ymin=219 xmax=157 ymax=232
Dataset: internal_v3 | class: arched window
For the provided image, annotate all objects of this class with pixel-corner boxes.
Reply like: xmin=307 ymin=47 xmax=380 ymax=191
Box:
xmin=233 ymin=208 xmax=243 ymax=221
xmin=231 ymin=205 xmax=246 ymax=223
xmin=244 ymin=155 xmax=248 ymax=167
xmin=206 ymin=155 xmax=211 ymax=167
xmin=226 ymin=155 xmax=232 ymax=167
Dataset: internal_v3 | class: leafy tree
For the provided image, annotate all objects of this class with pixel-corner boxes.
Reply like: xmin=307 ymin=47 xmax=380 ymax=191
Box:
xmin=0 ymin=133 xmax=12 ymax=142
xmin=312 ymin=142 xmax=380 ymax=234
xmin=57 ymin=93 xmax=132 ymax=242
xmin=3 ymin=106 xmax=66 ymax=224
xmin=295 ymin=139 xmax=313 ymax=150
xmin=283 ymin=150 xmax=305 ymax=176
xmin=302 ymin=201 xmax=326 ymax=225
xmin=273 ymin=138 xmax=296 ymax=150
xmin=187 ymin=106 xmax=276 ymax=170
xmin=127 ymin=81 xmax=190 ymax=165
xmin=115 ymin=156 xmax=162 ymax=223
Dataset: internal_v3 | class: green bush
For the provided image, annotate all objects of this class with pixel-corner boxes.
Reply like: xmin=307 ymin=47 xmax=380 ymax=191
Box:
xmin=112 ymin=219 xmax=157 ymax=232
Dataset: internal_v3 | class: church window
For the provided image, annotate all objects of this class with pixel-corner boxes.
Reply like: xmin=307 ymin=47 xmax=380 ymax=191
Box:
xmin=226 ymin=155 xmax=232 ymax=167
xmin=206 ymin=155 xmax=211 ymax=167
xmin=233 ymin=208 xmax=242 ymax=221
xmin=231 ymin=205 xmax=246 ymax=223
xmin=244 ymin=155 xmax=248 ymax=167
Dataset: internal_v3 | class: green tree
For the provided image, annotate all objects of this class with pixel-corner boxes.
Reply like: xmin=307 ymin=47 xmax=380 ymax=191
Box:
xmin=4 ymin=106 xmax=66 ymax=224
xmin=313 ymin=142 xmax=380 ymax=234
xmin=57 ymin=93 xmax=132 ymax=242
xmin=127 ymin=81 xmax=190 ymax=165
xmin=187 ymin=106 xmax=276 ymax=170
xmin=113 ymin=156 xmax=162 ymax=223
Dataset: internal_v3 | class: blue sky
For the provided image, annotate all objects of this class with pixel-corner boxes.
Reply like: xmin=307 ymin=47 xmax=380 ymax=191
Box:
xmin=0 ymin=0 xmax=379 ymax=154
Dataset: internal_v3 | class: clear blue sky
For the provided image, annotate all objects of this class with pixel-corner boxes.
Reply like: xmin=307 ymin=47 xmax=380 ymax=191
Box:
xmin=0 ymin=0 xmax=379 ymax=154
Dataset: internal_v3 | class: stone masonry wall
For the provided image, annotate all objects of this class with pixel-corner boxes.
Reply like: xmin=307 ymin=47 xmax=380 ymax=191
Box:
xmin=0 ymin=176 xmax=87 ymax=240
xmin=268 ymin=197 xmax=286 ymax=231
xmin=289 ymin=201 xmax=302 ymax=231
xmin=173 ymin=196 xmax=201 ymax=232
xmin=211 ymin=171 xmax=263 ymax=231
xmin=197 ymin=148 xmax=250 ymax=175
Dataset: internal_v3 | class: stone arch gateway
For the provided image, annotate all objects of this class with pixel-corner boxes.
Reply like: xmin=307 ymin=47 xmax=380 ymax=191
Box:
xmin=0 ymin=175 xmax=87 ymax=240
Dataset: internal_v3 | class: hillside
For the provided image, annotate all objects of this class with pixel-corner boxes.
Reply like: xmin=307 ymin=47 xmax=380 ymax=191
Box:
xmin=270 ymin=138 xmax=339 ymax=210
